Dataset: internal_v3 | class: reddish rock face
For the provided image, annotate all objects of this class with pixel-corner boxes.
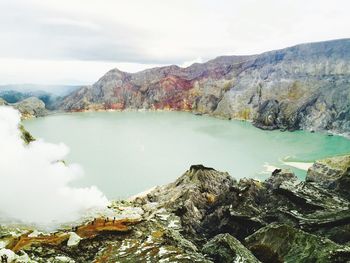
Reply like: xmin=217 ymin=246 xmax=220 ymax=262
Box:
xmin=59 ymin=53 xmax=237 ymax=113
xmin=105 ymin=102 xmax=125 ymax=110
xmin=159 ymin=76 xmax=193 ymax=92
xmin=150 ymin=76 xmax=194 ymax=110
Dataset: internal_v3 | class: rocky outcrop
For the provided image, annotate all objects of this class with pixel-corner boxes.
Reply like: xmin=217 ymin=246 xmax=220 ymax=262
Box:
xmin=59 ymin=39 xmax=350 ymax=135
xmin=306 ymin=155 xmax=350 ymax=199
xmin=245 ymin=224 xmax=350 ymax=263
xmin=202 ymin=233 xmax=260 ymax=263
xmin=252 ymin=99 xmax=281 ymax=130
xmin=13 ymin=97 xmax=47 ymax=118
xmin=2 ymin=155 xmax=350 ymax=262
xmin=141 ymin=165 xmax=235 ymax=240
xmin=0 ymin=97 xmax=48 ymax=118
xmin=19 ymin=124 xmax=35 ymax=144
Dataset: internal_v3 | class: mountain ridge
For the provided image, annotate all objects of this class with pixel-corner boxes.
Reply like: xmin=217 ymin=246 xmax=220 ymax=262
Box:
xmin=57 ymin=38 xmax=350 ymax=136
xmin=103 ymin=38 xmax=350 ymax=75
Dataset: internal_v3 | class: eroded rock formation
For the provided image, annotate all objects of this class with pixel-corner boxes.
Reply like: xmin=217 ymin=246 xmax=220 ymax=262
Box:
xmin=1 ymin=155 xmax=350 ymax=262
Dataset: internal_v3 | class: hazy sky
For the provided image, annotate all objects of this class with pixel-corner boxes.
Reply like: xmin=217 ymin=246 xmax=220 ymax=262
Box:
xmin=0 ymin=0 xmax=349 ymax=86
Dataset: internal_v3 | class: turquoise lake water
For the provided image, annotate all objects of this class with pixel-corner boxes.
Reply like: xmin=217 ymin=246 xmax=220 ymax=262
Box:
xmin=23 ymin=111 xmax=350 ymax=199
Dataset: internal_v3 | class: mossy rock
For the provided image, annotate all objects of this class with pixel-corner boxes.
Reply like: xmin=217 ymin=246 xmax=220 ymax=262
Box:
xmin=202 ymin=233 xmax=260 ymax=263
xmin=19 ymin=124 xmax=35 ymax=144
xmin=306 ymin=155 xmax=350 ymax=198
xmin=245 ymin=223 xmax=350 ymax=263
xmin=318 ymin=155 xmax=350 ymax=172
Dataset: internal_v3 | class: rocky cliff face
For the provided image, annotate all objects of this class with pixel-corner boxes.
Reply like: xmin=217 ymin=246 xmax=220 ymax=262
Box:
xmin=59 ymin=39 xmax=350 ymax=135
xmin=2 ymin=155 xmax=350 ymax=262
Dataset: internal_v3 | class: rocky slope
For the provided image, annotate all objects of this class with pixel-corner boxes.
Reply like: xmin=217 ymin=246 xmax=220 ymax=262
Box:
xmin=2 ymin=156 xmax=350 ymax=262
xmin=0 ymin=97 xmax=48 ymax=119
xmin=59 ymin=39 xmax=350 ymax=135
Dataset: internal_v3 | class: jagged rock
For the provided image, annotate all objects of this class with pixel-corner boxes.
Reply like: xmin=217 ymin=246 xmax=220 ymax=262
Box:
xmin=202 ymin=233 xmax=260 ymax=263
xmin=253 ymin=99 xmax=281 ymax=130
xmin=265 ymin=169 xmax=297 ymax=190
xmin=201 ymin=181 xmax=267 ymax=241
xmin=2 ymin=158 xmax=350 ymax=262
xmin=245 ymin=224 xmax=350 ymax=263
xmin=306 ymin=155 xmax=350 ymax=197
xmin=264 ymin=167 xmax=350 ymax=244
xmin=187 ymin=164 xmax=350 ymax=244
xmin=143 ymin=165 xmax=236 ymax=239
xmin=89 ymin=212 xmax=211 ymax=263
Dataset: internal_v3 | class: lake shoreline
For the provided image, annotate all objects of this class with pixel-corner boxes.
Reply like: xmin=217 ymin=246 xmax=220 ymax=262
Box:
xmin=29 ymin=108 xmax=350 ymax=139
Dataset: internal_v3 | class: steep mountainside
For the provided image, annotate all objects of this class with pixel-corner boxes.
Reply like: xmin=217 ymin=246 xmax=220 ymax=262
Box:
xmin=60 ymin=39 xmax=350 ymax=135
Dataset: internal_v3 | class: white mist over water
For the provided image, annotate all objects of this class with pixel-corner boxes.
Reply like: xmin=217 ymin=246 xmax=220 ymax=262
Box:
xmin=0 ymin=106 xmax=108 ymax=225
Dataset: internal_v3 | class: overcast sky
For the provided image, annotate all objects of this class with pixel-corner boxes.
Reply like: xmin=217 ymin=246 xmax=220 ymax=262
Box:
xmin=0 ymin=0 xmax=349 ymax=86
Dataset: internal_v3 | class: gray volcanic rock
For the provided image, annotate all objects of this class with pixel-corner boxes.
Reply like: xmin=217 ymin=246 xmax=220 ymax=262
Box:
xmin=253 ymin=99 xmax=282 ymax=130
xmin=215 ymin=39 xmax=350 ymax=134
xmin=2 ymin=157 xmax=350 ymax=262
xmin=306 ymin=155 xmax=350 ymax=199
xmin=188 ymin=163 xmax=350 ymax=245
xmin=0 ymin=97 xmax=47 ymax=118
xmin=13 ymin=97 xmax=47 ymax=118
xmin=141 ymin=165 xmax=236 ymax=239
xmin=60 ymin=39 xmax=350 ymax=135
xmin=245 ymin=224 xmax=350 ymax=263
xmin=265 ymin=169 xmax=297 ymax=190
xmin=202 ymin=233 xmax=260 ymax=263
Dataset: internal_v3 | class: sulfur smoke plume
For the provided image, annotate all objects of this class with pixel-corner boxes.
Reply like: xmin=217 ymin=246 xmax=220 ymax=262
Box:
xmin=0 ymin=106 xmax=108 ymax=225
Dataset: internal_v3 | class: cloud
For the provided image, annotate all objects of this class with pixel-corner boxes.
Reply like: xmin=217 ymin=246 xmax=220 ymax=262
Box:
xmin=0 ymin=58 xmax=164 ymax=85
xmin=0 ymin=0 xmax=349 ymax=84
xmin=181 ymin=57 xmax=204 ymax=68
xmin=0 ymin=106 xmax=108 ymax=225
xmin=1 ymin=0 xmax=349 ymax=63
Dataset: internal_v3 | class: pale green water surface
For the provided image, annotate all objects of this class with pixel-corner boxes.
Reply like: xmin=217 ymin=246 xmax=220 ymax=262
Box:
xmin=23 ymin=111 xmax=350 ymax=199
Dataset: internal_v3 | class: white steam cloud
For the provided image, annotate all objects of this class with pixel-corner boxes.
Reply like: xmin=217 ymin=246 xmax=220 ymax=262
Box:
xmin=0 ymin=106 xmax=108 ymax=225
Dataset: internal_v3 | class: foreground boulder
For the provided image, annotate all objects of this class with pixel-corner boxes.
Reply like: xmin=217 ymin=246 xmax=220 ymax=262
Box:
xmin=306 ymin=155 xmax=350 ymax=199
xmin=142 ymin=165 xmax=236 ymax=240
xmin=265 ymin=168 xmax=297 ymax=189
